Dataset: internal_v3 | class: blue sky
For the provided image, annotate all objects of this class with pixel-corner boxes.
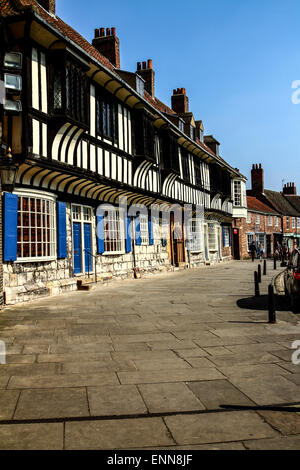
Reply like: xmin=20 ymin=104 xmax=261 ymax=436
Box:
xmin=57 ymin=0 xmax=300 ymax=191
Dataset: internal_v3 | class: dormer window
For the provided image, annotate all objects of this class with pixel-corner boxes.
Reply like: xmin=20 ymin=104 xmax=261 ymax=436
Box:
xmin=178 ymin=119 xmax=184 ymax=133
xmin=136 ymin=76 xmax=144 ymax=96
xmin=190 ymin=126 xmax=195 ymax=140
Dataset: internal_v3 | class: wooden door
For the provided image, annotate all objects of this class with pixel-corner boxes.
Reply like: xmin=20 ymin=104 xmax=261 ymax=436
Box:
xmin=170 ymin=213 xmax=186 ymax=267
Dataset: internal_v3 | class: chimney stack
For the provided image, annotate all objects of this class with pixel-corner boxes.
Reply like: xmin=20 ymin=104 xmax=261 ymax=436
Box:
xmin=282 ymin=182 xmax=297 ymax=195
xmin=92 ymin=27 xmax=120 ymax=69
xmin=38 ymin=0 xmax=56 ymax=14
xmin=171 ymin=88 xmax=189 ymax=114
xmin=251 ymin=163 xmax=264 ymax=194
xmin=136 ymin=59 xmax=155 ymax=97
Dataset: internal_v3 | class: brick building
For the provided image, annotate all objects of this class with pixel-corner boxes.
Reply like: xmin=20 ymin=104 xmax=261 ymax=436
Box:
xmin=234 ymin=164 xmax=300 ymax=260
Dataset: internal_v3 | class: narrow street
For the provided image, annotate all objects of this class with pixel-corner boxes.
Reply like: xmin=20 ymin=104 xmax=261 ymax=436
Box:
xmin=0 ymin=260 xmax=300 ymax=450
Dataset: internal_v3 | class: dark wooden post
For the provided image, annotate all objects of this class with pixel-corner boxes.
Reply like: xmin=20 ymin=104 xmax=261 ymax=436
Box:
xmin=258 ymin=264 xmax=262 ymax=283
xmin=254 ymin=271 xmax=260 ymax=297
xmin=268 ymin=284 xmax=276 ymax=323
xmin=274 ymin=257 xmax=277 ymax=270
xmin=263 ymin=259 xmax=267 ymax=276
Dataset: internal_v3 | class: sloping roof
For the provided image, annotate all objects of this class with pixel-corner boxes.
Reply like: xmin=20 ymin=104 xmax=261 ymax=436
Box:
xmin=0 ymin=0 xmax=115 ymax=71
xmin=284 ymin=195 xmax=300 ymax=214
xmin=264 ymin=190 xmax=299 ymax=216
xmin=247 ymin=196 xmax=278 ymax=214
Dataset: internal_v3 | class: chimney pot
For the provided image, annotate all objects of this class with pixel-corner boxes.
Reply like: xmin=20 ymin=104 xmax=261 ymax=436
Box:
xmin=171 ymin=87 xmax=189 ymax=113
xmin=251 ymin=163 xmax=264 ymax=194
xmin=136 ymin=59 xmax=155 ymax=97
xmin=148 ymin=59 xmax=153 ymax=69
xmin=137 ymin=62 xmax=142 ymax=71
xmin=92 ymin=27 xmax=120 ymax=68
xmin=142 ymin=61 xmax=147 ymax=70
xmin=112 ymin=27 xmax=116 ymax=36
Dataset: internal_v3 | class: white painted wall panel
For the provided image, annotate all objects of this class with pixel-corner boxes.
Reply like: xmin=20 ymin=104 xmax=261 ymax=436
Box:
xmin=31 ymin=48 xmax=39 ymax=110
xmin=42 ymin=123 xmax=47 ymax=157
xmin=82 ymin=141 xmax=88 ymax=169
xmin=118 ymin=104 xmax=124 ymax=151
xmin=40 ymin=53 xmax=48 ymax=113
xmin=32 ymin=119 xmax=40 ymax=155
xmin=90 ymin=85 xmax=96 ymax=137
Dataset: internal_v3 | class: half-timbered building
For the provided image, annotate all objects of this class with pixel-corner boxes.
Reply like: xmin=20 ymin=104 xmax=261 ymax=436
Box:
xmin=0 ymin=0 xmax=244 ymax=304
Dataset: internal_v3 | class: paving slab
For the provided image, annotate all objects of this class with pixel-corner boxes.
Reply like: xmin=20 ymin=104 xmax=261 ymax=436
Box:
xmin=147 ymin=340 xmax=197 ymax=350
xmin=37 ymin=352 xmax=111 ymax=363
xmin=257 ymin=411 xmax=300 ymax=436
xmin=208 ymin=351 xmax=280 ymax=367
xmin=118 ymin=368 xmax=225 ymax=385
xmin=215 ymin=363 xmax=291 ymax=379
xmin=133 ymin=357 xmax=191 ymax=371
xmin=165 ymin=411 xmax=278 ymax=445
xmin=87 ymin=385 xmax=147 ymax=417
xmin=0 ymin=390 xmax=20 ymax=420
xmin=243 ymin=435 xmax=300 ymax=450
xmin=65 ymin=417 xmax=174 ymax=450
xmin=0 ymin=376 xmax=9 ymax=389
xmin=0 ymin=423 xmax=64 ymax=450
xmin=14 ymin=388 xmax=89 ymax=420
xmin=138 ymin=382 xmax=205 ymax=414
xmin=229 ymin=375 xmax=300 ymax=406
xmin=8 ymin=372 xmax=119 ymax=390
xmin=187 ymin=380 xmax=255 ymax=410
xmin=62 ymin=359 xmax=136 ymax=374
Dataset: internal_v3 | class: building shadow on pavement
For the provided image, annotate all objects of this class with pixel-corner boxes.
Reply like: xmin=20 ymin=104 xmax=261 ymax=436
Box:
xmin=237 ymin=295 xmax=292 ymax=312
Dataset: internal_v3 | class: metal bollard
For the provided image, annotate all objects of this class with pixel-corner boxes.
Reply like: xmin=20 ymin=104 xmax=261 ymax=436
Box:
xmin=274 ymin=257 xmax=277 ymax=270
xmin=254 ymin=271 xmax=260 ymax=297
xmin=268 ymin=284 xmax=276 ymax=324
xmin=263 ymin=259 xmax=267 ymax=276
xmin=258 ymin=264 xmax=262 ymax=283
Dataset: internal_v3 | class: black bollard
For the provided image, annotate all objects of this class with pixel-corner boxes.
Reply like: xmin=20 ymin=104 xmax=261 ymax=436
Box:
xmin=263 ymin=259 xmax=267 ymax=276
xmin=268 ymin=284 xmax=276 ymax=324
xmin=258 ymin=264 xmax=262 ymax=283
xmin=274 ymin=257 xmax=277 ymax=270
xmin=254 ymin=271 xmax=260 ymax=297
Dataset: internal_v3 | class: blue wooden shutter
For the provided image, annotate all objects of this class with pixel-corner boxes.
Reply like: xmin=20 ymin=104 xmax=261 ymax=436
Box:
xmin=149 ymin=216 xmax=154 ymax=246
xmin=222 ymin=227 xmax=226 ymax=247
xmin=57 ymin=202 xmax=67 ymax=259
xmin=3 ymin=193 xmax=18 ymax=262
xmin=125 ymin=215 xmax=132 ymax=253
xmin=135 ymin=214 xmax=142 ymax=246
xmin=96 ymin=214 xmax=105 ymax=254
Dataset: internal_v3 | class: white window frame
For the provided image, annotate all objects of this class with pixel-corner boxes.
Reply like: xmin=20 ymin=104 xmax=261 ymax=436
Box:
xmin=268 ymin=216 xmax=273 ymax=226
xmin=292 ymin=217 xmax=296 ymax=229
xmin=297 ymin=218 xmax=300 ymax=229
xmin=223 ymin=227 xmax=230 ymax=247
xmin=103 ymin=208 xmax=125 ymax=256
xmin=247 ymin=233 xmax=255 ymax=252
xmin=139 ymin=214 xmax=149 ymax=246
xmin=286 ymin=217 xmax=290 ymax=230
xmin=255 ymin=214 xmax=260 ymax=225
xmin=15 ymin=189 xmax=57 ymax=263
xmin=233 ymin=181 xmax=242 ymax=207
xmin=208 ymin=223 xmax=217 ymax=251
xmin=246 ymin=212 xmax=252 ymax=224
xmin=188 ymin=219 xmax=203 ymax=253
xmin=275 ymin=216 xmax=279 ymax=227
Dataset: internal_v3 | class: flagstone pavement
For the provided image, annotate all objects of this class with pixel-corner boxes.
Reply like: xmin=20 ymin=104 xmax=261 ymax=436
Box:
xmin=0 ymin=260 xmax=300 ymax=450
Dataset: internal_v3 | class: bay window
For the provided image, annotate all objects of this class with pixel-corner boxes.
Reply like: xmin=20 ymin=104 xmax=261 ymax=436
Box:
xmin=16 ymin=191 xmax=56 ymax=262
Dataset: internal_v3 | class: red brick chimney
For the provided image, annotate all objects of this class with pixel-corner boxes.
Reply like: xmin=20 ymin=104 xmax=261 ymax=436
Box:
xmin=92 ymin=27 xmax=120 ymax=69
xmin=251 ymin=164 xmax=264 ymax=194
xmin=38 ymin=0 xmax=56 ymax=14
xmin=282 ymin=182 xmax=297 ymax=195
xmin=136 ymin=60 xmax=155 ymax=97
xmin=171 ymin=88 xmax=189 ymax=114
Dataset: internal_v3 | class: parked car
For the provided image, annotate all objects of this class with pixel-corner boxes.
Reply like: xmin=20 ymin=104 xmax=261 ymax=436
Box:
xmin=284 ymin=248 xmax=300 ymax=313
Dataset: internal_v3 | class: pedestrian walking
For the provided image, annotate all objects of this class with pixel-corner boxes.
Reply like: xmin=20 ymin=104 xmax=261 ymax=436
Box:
xmin=258 ymin=243 xmax=264 ymax=262
xmin=249 ymin=241 xmax=257 ymax=262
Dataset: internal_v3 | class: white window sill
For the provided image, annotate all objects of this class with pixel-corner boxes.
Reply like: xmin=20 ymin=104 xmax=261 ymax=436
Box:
xmin=16 ymin=257 xmax=57 ymax=264
xmin=102 ymin=251 xmax=126 ymax=256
